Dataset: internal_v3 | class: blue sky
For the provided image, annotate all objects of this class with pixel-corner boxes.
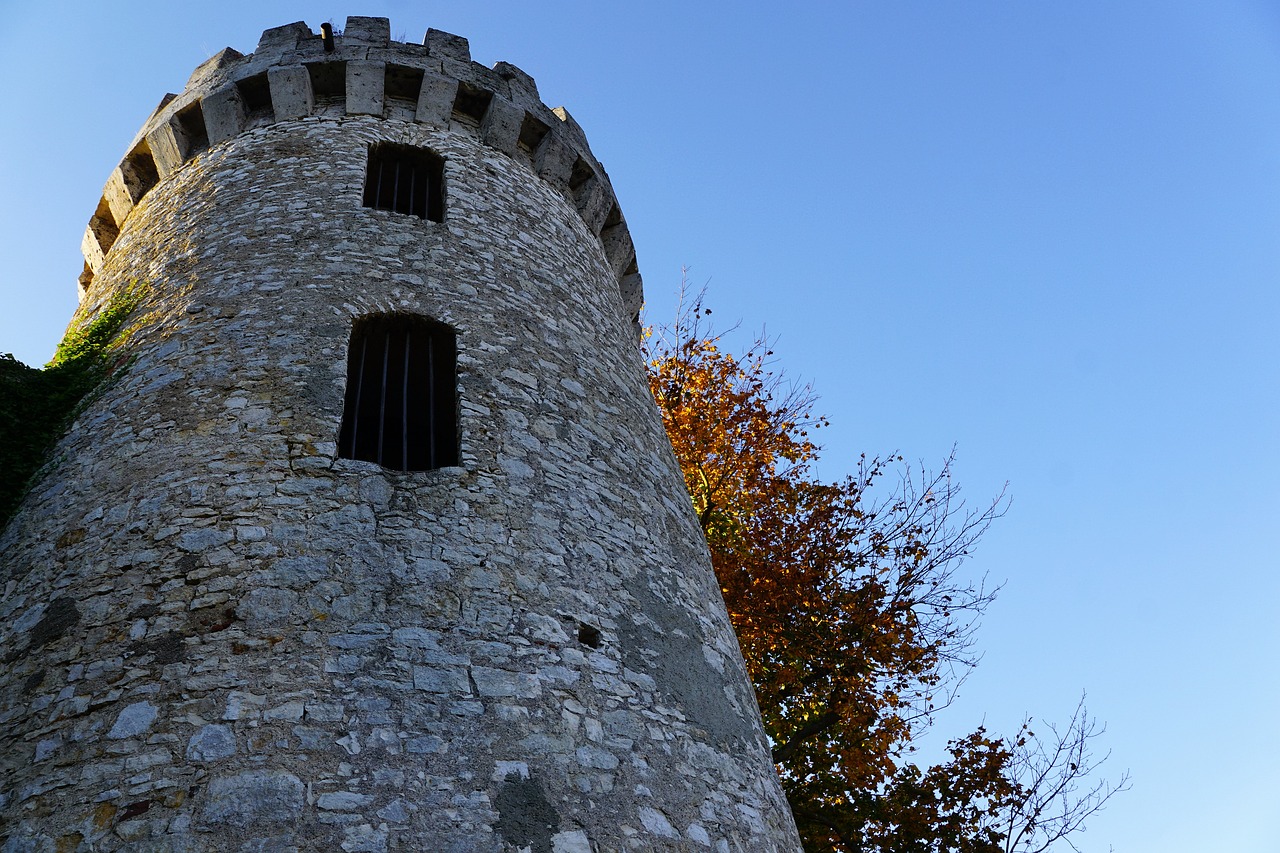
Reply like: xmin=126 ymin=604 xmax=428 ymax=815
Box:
xmin=3 ymin=2 xmax=1279 ymax=850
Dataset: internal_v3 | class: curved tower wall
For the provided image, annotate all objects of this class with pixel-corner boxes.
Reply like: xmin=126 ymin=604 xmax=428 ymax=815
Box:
xmin=0 ymin=17 xmax=802 ymax=853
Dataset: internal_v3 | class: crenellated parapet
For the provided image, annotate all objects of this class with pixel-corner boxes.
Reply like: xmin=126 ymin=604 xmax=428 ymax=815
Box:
xmin=81 ymin=16 xmax=642 ymax=324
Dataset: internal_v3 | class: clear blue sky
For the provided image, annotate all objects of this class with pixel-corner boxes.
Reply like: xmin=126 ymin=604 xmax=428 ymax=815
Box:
xmin=3 ymin=3 xmax=1278 ymax=850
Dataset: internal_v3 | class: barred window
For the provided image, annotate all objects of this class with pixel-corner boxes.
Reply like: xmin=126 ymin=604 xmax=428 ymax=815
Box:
xmin=338 ymin=314 xmax=458 ymax=471
xmin=362 ymin=143 xmax=444 ymax=222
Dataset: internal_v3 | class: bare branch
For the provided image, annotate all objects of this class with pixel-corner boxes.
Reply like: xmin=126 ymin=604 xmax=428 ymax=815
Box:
xmin=1000 ymin=695 xmax=1131 ymax=853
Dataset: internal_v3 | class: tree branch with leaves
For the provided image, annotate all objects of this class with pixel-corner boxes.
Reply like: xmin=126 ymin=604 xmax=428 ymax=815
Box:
xmin=646 ymin=284 xmax=1125 ymax=852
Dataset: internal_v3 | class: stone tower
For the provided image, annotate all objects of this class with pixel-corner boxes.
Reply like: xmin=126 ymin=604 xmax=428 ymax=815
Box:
xmin=0 ymin=17 xmax=801 ymax=853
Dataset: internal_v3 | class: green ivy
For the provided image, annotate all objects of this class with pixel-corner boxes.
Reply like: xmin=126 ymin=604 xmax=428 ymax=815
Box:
xmin=0 ymin=282 xmax=146 ymax=530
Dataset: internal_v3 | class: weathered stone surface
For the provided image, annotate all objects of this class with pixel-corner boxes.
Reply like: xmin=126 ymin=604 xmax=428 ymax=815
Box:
xmin=343 ymin=16 xmax=390 ymax=47
xmin=201 ymin=84 xmax=246 ymax=145
xmin=186 ymin=724 xmax=236 ymax=761
xmin=480 ymin=95 xmax=523 ymax=155
xmin=107 ymin=701 xmax=158 ymax=739
xmin=317 ymin=791 xmax=374 ymax=811
xmin=425 ymin=28 xmax=470 ymax=62
xmin=346 ymin=61 xmax=385 ymax=116
xmin=267 ymin=65 xmax=312 ymax=121
xmin=197 ymin=771 xmax=304 ymax=827
xmin=551 ymin=830 xmax=592 ymax=853
xmin=147 ymin=120 xmax=188 ymax=177
xmin=415 ymin=69 xmax=457 ymax=128
xmin=0 ymin=15 xmax=799 ymax=853
xmin=639 ymin=806 xmax=681 ymax=838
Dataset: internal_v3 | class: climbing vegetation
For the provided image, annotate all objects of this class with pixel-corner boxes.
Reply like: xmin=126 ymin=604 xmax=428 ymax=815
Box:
xmin=0 ymin=282 xmax=146 ymax=529
xmin=647 ymin=289 xmax=1126 ymax=852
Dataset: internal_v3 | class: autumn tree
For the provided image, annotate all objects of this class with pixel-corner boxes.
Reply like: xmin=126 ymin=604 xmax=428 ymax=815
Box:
xmin=646 ymin=290 xmax=1125 ymax=852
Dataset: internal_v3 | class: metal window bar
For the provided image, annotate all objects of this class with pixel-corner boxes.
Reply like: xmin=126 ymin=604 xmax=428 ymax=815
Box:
xmin=402 ymin=329 xmax=411 ymax=471
xmin=377 ymin=333 xmax=389 ymax=467
xmin=349 ymin=335 xmax=368 ymax=456
xmin=365 ymin=147 xmax=441 ymax=220
xmin=392 ymin=159 xmax=401 ymax=213
xmin=426 ymin=329 xmax=435 ymax=469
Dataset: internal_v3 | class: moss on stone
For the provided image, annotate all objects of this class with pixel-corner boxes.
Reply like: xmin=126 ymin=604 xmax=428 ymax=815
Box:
xmin=0 ymin=282 xmax=146 ymax=529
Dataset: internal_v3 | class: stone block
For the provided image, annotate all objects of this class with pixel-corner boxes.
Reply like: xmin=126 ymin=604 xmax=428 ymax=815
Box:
xmin=575 ymin=176 xmax=612 ymax=236
xmin=533 ymin=130 xmax=576 ymax=189
xmin=415 ymin=69 xmax=456 ymax=127
xmin=480 ymin=96 xmax=523 ymax=156
xmin=411 ymin=665 xmax=470 ymax=694
xmin=551 ymin=106 xmax=590 ymax=153
xmin=268 ymin=65 xmax=313 ymax=121
xmin=108 ymin=701 xmax=158 ymax=739
xmin=202 ymin=84 xmax=246 ymax=146
xmin=257 ymin=21 xmax=311 ymax=54
xmin=187 ymin=724 xmax=236 ymax=761
xmin=575 ymin=744 xmax=619 ymax=770
xmin=317 ymin=791 xmax=374 ymax=811
xmin=600 ymin=223 xmax=636 ymax=278
xmin=492 ymin=61 xmax=539 ymax=107
xmin=147 ymin=120 xmax=186 ymax=177
xmin=197 ymin=771 xmax=304 ymax=828
xmin=425 ymin=29 xmax=470 ymax=62
xmin=237 ymin=587 xmax=298 ymax=628
xmin=471 ymin=666 xmax=541 ymax=698
xmin=82 ymin=211 xmax=116 ymax=274
xmin=638 ymin=807 xmax=680 ymax=838
xmin=551 ymin=830 xmax=593 ymax=853
xmin=344 ymin=16 xmax=391 ymax=47
xmin=346 ymin=60 xmax=385 ymax=116
xmin=618 ymin=272 xmax=644 ymax=319
xmin=185 ymin=47 xmax=245 ymax=91
xmin=103 ymin=168 xmax=137 ymax=229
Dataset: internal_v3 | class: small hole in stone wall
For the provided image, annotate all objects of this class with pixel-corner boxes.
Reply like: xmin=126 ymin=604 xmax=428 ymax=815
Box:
xmin=452 ymin=82 xmax=492 ymax=124
xmin=578 ymin=623 xmax=602 ymax=649
xmin=236 ymin=73 xmax=274 ymax=123
xmin=517 ymin=114 xmax=549 ymax=156
xmin=307 ymin=61 xmax=347 ymax=107
xmin=176 ymin=102 xmax=209 ymax=158
xmin=88 ymin=197 xmax=119 ymax=255
xmin=385 ymin=64 xmax=425 ymax=105
xmin=568 ymin=157 xmax=594 ymax=194
xmin=125 ymin=143 xmax=161 ymax=200
xmin=120 ymin=800 xmax=152 ymax=820
xmin=602 ymin=204 xmax=623 ymax=231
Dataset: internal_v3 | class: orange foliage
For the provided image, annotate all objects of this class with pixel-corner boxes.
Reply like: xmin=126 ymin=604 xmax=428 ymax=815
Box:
xmin=647 ymin=298 xmax=1018 ymax=851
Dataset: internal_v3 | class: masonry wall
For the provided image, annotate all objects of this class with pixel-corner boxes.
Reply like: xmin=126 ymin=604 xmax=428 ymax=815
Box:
xmin=0 ymin=18 xmax=802 ymax=853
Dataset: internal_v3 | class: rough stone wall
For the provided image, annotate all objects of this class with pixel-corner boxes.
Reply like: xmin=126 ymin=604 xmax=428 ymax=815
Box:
xmin=0 ymin=18 xmax=802 ymax=853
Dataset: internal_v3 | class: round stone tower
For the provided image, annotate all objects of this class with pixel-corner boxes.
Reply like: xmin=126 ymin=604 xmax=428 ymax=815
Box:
xmin=0 ymin=17 xmax=801 ymax=853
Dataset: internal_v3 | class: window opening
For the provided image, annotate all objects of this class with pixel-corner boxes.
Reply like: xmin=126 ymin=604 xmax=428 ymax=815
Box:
xmin=176 ymin=102 xmax=209 ymax=158
xmin=385 ymin=64 xmax=425 ymax=104
xmin=306 ymin=61 xmax=347 ymax=107
xmin=338 ymin=314 xmax=457 ymax=471
xmin=123 ymin=143 xmax=161 ymax=200
xmin=568 ymin=157 xmax=595 ymax=194
xmin=235 ymin=73 xmax=274 ymax=123
xmin=88 ymin=197 xmax=120 ymax=256
xmin=362 ymin=143 xmax=444 ymax=222
xmin=451 ymin=82 xmax=492 ymax=125
xmin=517 ymin=114 xmax=549 ymax=157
